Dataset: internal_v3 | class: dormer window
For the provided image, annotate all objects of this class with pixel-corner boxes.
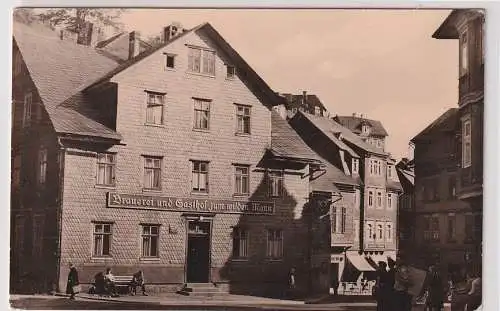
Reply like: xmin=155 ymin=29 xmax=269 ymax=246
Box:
xmin=314 ymin=106 xmax=321 ymax=115
xmin=460 ymin=30 xmax=469 ymax=76
xmin=361 ymin=124 xmax=370 ymax=134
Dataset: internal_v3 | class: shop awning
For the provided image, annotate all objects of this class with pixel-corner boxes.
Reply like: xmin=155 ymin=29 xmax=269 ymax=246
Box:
xmin=347 ymin=253 xmax=376 ymax=272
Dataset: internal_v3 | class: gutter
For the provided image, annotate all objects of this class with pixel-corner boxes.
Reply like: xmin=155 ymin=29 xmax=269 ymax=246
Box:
xmin=55 ymin=137 xmax=66 ymax=293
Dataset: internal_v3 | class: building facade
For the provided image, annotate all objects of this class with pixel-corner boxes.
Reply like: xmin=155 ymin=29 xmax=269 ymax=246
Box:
xmin=11 ymin=21 xmax=330 ymax=297
xmin=334 ymin=114 xmax=389 ymax=152
xmin=273 ymin=92 xmax=330 ymax=120
xmin=289 ymin=111 xmax=401 ymax=294
xmin=395 ymin=158 xmax=415 ymax=254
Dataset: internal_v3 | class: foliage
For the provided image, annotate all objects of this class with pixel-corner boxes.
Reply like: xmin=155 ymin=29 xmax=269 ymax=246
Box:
xmin=36 ymin=8 xmax=125 ymax=32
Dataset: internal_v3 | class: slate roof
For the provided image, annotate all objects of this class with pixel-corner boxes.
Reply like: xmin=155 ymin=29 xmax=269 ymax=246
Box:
xmin=299 ymin=112 xmax=387 ymax=156
xmin=411 ymin=108 xmax=458 ymax=143
xmin=310 ymin=155 xmax=359 ymax=193
xmin=270 ymin=111 xmax=322 ymax=163
xmin=13 ymin=21 xmax=122 ymax=140
xmin=280 ymin=93 xmax=328 ymax=112
xmin=334 ymin=115 xmax=389 ymax=137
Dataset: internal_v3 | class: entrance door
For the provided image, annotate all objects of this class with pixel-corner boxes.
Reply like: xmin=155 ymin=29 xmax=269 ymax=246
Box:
xmin=330 ymin=263 xmax=339 ymax=287
xmin=186 ymin=220 xmax=211 ymax=283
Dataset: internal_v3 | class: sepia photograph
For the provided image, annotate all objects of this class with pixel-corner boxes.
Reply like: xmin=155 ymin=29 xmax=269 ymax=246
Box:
xmin=9 ymin=5 xmax=489 ymax=311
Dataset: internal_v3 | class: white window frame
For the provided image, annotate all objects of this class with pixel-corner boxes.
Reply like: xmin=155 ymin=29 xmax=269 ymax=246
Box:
xmin=93 ymin=222 xmax=113 ymax=257
xmin=145 ymin=92 xmax=165 ymax=125
xmin=38 ymin=147 xmax=48 ymax=185
xmin=234 ymin=164 xmax=250 ymax=195
xmin=385 ymin=222 xmax=393 ymax=242
xmin=269 ymin=170 xmax=284 ymax=198
xmin=232 ymin=227 xmax=249 ymax=259
xmin=387 ymin=193 xmax=393 ymax=210
xmin=266 ymin=229 xmax=283 ymax=260
xmin=193 ymin=98 xmax=211 ymax=130
xmin=462 ymin=118 xmax=472 ymax=168
xmin=387 ymin=164 xmax=393 ymax=179
xmin=226 ymin=65 xmax=236 ymax=79
xmin=141 ymin=224 xmax=160 ymax=258
xmin=368 ymin=190 xmax=374 ymax=208
xmin=352 ymin=158 xmax=359 ymax=174
xmin=314 ymin=106 xmax=321 ymax=115
xmin=376 ymin=222 xmax=384 ymax=241
xmin=376 ymin=191 xmax=383 ymax=208
xmin=97 ymin=153 xmax=116 ymax=186
xmin=366 ymin=221 xmax=374 ymax=241
xmin=431 ymin=214 xmax=440 ymax=242
xmin=188 ymin=46 xmax=215 ymax=76
xmin=191 ymin=160 xmax=209 ymax=193
xmin=362 ymin=124 xmax=370 ymax=134
xmin=460 ymin=30 xmax=469 ymax=76
xmin=23 ymin=92 xmax=32 ymax=127
xmin=235 ymin=104 xmax=251 ymax=135
xmin=143 ymin=156 xmax=162 ymax=190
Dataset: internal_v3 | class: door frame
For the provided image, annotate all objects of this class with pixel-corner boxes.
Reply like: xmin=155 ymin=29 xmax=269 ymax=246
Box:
xmin=183 ymin=214 xmax=214 ymax=283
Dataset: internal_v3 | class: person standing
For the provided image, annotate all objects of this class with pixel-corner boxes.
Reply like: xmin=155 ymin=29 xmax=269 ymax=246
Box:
xmin=386 ymin=258 xmax=396 ymax=311
xmin=66 ymin=263 xmax=79 ymax=300
xmin=375 ymin=261 xmax=389 ymax=311
xmin=288 ymin=268 xmax=296 ymax=298
xmin=421 ymin=265 xmax=444 ymax=311
xmin=393 ymin=255 xmax=412 ymax=311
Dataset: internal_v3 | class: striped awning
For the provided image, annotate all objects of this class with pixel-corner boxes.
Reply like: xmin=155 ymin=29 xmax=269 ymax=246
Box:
xmin=347 ymin=253 xmax=376 ymax=272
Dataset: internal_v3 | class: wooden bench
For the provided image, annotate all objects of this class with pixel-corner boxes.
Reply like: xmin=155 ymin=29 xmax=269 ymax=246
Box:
xmin=113 ymin=275 xmax=134 ymax=294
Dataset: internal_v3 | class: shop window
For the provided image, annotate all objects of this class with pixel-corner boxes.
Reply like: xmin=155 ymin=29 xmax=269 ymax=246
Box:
xmin=232 ymin=227 xmax=248 ymax=259
xmin=266 ymin=229 xmax=283 ymax=260
xmin=193 ymin=98 xmax=210 ymax=130
xmin=97 ymin=153 xmax=116 ymax=186
xmin=93 ymin=223 xmax=112 ymax=257
xmin=141 ymin=225 xmax=159 ymax=257
xmin=192 ymin=160 xmax=209 ymax=193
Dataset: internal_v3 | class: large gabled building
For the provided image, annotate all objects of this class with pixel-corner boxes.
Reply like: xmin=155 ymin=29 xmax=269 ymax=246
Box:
xmin=11 ymin=20 xmax=334 ymax=298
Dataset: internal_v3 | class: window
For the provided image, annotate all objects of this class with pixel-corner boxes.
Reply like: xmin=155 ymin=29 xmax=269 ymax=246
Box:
xmin=368 ymin=190 xmax=374 ymax=208
xmin=352 ymin=159 xmax=359 ymax=174
xmin=386 ymin=223 xmax=392 ymax=242
xmin=387 ymin=165 xmax=393 ymax=179
xmin=93 ymin=223 xmax=112 ymax=257
xmin=15 ymin=216 xmax=25 ymax=256
xmin=97 ymin=153 xmax=116 ymax=186
xmin=269 ymin=170 xmax=284 ymax=197
xmin=23 ymin=92 xmax=32 ymax=127
xmin=314 ymin=106 xmax=321 ymax=115
xmin=193 ymin=98 xmax=210 ymax=130
xmin=377 ymin=223 xmax=383 ymax=241
xmin=423 ymin=215 xmax=431 ymax=241
xmin=192 ymin=160 xmax=208 ymax=193
xmin=266 ymin=229 xmax=283 ymax=259
xmin=146 ymin=92 xmax=165 ymax=125
xmin=234 ymin=165 xmax=250 ymax=195
xmin=165 ymin=54 xmax=175 ymax=69
xmin=38 ymin=148 xmax=48 ymax=185
xmin=462 ymin=118 xmax=472 ymax=168
xmin=431 ymin=215 xmax=440 ymax=242
xmin=144 ymin=157 xmax=162 ymax=190
xmin=387 ymin=193 xmax=393 ymax=209
xmin=460 ymin=31 xmax=468 ymax=75
xmin=366 ymin=222 xmax=374 ymax=240
xmin=447 ymin=214 xmax=456 ymax=241
xmin=236 ymin=105 xmax=251 ymax=134
xmin=32 ymin=215 xmax=44 ymax=258
xmin=12 ymin=155 xmax=21 ymax=188
xmin=448 ymin=176 xmax=456 ymax=199
xmin=331 ymin=205 xmax=337 ymax=233
xmin=362 ymin=124 xmax=370 ymax=134
xmin=340 ymin=206 xmax=346 ymax=233
xmin=232 ymin=227 xmax=248 ymax=259
xmin=188 ymin=46 xmax=215 ymax=75
xmin=370 ymin=159 xmax=382 ymax=176
xmin=226 ymin=65 xmax=235 ymax=79
xmin=376 ymin=191 xmax=383 ymax=208
xmin=141 ymin=225 xmax=159 ymax=257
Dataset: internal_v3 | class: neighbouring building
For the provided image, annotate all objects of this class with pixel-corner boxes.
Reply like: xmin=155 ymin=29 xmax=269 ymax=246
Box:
xmin=395 ymin=158 xmax=415 ymax=254
xmin=334 ymin=114 xmax=388 ymax=152
xmin=11 ymin=20 xmax=334 ymax=297
xmin=273 ymin=91 xmax=330 ymax=120
xmin=433 ymin=9 xmax=483 ymax=267
xmin=289 ymin=111 xmax=402 ymax=295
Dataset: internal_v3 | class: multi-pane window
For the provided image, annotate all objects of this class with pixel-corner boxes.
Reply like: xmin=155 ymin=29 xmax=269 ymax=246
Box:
xmin=266 ymin=229 xmax=283 ymax=259
xmin=362 ymin=124 xmax=370 ymax=134
xmin=232 ymin=227 xmax=248 ymax=259
xmin=314 ymin=106 xmax=321 ymax=116
xmin=340 ymin=206 xmax=346 ymax=233
xmin=352 ymin=159 xmax=359 ymax=174
xmin=368 ymin=190 xmax=374 ymax=207
xmin=32 ymin=215 xmax=44 ymax=258
xmin=188 ymin=47 xmax=215 ymax=75
xmin=234 ymin=165 xmax=250 ymax=195
xmin=431 ymin=215 xmax=440 ymax=242
xmin=370 ymin=159 xmax=382 ymax=176
xmin=192 ymin=161 xmax=208 ymax=193
xmin=12 ymin=155 xmax=21 ymax=188
xmin=386 ymin=223 xmax=392 ymax=242
xmin=269 ymin=170 xmax=284 ymax=197
xmin=146 ymin=92 xmax=165 ymax=125
xmin=460 ymin=31 xmax=468 ymax=75
xmin=236 ymin=105 xmax=251 ymax=134
xmin=165 ymin=54 xmax=175 ymax=69
xmin=376 ymin=223 xmax=383 ymax=241
xmin=142 ymin=225 xmax=159 ymax=257
xmin=447 ymin=213 xmax=456 ymax=241
xmin=226 ymin=65 xmax=235 ymax=79
xmin=462 ymin=119 xmax=472 ymax=168
xmin=38 ymin=148 xmax=48 ymax=185
xmin=97 ymin=153 xmax=116 ymax=186
xmin=366 ymin=222 xmax=374 ymax=240
xmin=376 ymin=191 xmax=383 ymax=208
xmin=144 ymin=157 xmax=162 ymax=190
xmin=93 ymin=223 xmax=112 ymax=257
xmin=387 ymin=193 xmax=393 ymax=209
xmin=23 ymin=92 xmax=32 ymax=127
xmin=193 ymin=98 xmax=210 ymax=130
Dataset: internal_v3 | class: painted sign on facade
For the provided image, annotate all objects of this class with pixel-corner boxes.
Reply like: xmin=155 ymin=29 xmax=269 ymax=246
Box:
xmin=106 ymin=192 xmax=275 ymax=215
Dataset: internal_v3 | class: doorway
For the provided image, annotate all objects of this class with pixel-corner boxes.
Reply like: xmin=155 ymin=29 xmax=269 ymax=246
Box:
xmin=186 ymin=220 xmax=211 ymax=283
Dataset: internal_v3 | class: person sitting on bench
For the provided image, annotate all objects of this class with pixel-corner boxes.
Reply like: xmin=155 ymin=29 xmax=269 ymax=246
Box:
xmin=104 ymin=268 xmax=119 ymax=297
xmin=93 ymin=272 xmax=106 ymax=295
xmin=131 ymin=270 xmax=148 ymax=296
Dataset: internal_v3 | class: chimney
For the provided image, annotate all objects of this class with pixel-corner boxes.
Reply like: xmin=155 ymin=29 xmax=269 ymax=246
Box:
xmin=128 ymin=31 xmax=141 ymax=60
xmin=360 ymin=114 xmax=364 ymax=119
xmin=302 ymin=91 xmax=307 ymax=106
xmin=76 ymin=21 xmax=94 ymax=46
xmin=163 ymin=22 xmax=184 ymax=43
xmin=352 ymin=113 xmax=356 ymax=117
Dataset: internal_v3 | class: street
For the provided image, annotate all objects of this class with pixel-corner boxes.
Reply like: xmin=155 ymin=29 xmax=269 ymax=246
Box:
xmin=10 ymin=295 xmax=376 ymax=311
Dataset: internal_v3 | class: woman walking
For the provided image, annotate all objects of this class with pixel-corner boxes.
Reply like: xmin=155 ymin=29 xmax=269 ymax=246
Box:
xmin=66 ymin=263 xmax=79 ymax=300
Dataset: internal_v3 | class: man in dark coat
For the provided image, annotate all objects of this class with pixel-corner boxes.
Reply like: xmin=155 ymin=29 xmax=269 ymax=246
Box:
xmin=66 ymin=263 xmax=79 ymax=300
xmin=131 ymin=270 xmax=148 ymax=296
xmin=375 ymin=261 xmax=390 ymax=311
xmin=422 ymin=265 xmax=444 ymax=311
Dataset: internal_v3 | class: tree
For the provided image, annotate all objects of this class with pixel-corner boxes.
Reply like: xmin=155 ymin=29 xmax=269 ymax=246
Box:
xmin=13 ymin=8 xmax=38 ymax=25
xmin=36 ymin=8 xmax=125 ymax=33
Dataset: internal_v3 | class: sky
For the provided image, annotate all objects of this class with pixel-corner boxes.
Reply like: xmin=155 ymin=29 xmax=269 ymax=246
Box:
xmin=119 ymin=9 xmax=459 ymax=160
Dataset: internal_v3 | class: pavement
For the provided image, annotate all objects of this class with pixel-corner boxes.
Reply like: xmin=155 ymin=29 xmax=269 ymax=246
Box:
xmin=9 ymin=293 xmax=378 ymax=310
